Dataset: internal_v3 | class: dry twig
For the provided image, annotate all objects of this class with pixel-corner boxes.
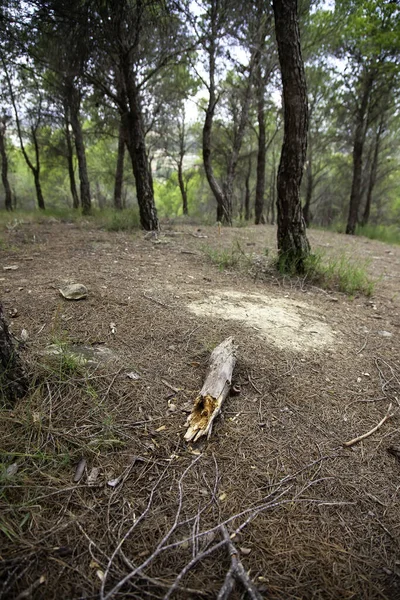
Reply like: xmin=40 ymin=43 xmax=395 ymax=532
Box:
xmin=343 ymin=404 xmax=394 ymax=447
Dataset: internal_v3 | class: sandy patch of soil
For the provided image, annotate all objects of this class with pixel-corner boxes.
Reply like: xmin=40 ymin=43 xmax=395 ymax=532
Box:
xmin=187 ymin=290 xmax=336 ymax=351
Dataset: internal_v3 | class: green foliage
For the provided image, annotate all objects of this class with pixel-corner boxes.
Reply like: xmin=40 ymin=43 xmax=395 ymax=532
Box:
xmin=356 ymin=224 xmax=400 ymax=245
xmin=302 ymin=251 xmax=375 ymax=296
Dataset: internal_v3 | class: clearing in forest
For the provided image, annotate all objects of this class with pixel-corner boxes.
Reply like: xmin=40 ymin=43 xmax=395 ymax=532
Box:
xmin=1 ymin=219 xmax=400 ymax=600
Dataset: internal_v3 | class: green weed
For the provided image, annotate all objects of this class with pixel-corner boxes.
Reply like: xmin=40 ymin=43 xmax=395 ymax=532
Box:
xmin=302 ymin=251 xmax=375 ymax=296
xmin=356 ymin=224 xmax=400 ymax=245
xmin=203 ymin=243 xmax=244 ymax=270
xmin=99 ymin=208 xmax=140 ymax=231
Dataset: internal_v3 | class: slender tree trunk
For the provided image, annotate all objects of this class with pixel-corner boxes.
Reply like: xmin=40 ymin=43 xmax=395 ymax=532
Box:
xmin=202 ymin=0 xmax=230 ymax=224
xmin=273 ymin=0 xmax=310 ymax=272
xmin=346 ymin=73 xmax=374 ymax=235
xmin=255 ymin=63 xmax=266 ymax=224
xmin=33 ymin=172 xmax=45 ymax=210
xmin=303 ymin=154 xmax=313 ymax=227
xmin=120 ymin=65 xmax=158 ymax=230
xmin=0 ymin=301 xmax=28 ymax=405
xmin=177 ymin=158 xmax=188 ymax=215
xmin=360 ymin=115 xmax=384 ymax=227
xmin=64 ymin=116 xmax=79 ymax=209
xmin=70 ymin=104 xmax=91 ymax=215
xmin=2 ymin=55 xmax=45 ymax=210
xmin=114 ymin=120 xmax=125 ymax=210
xmin=0 ymin=121 xmax=12 ymax=211
xmin=245 ymin=157 xmax=251 ymax=221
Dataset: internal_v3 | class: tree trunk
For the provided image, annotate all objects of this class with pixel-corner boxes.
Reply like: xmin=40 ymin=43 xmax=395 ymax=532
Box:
xmin=114 ymin=120 xmax=125 ymax=210
xmin=0 ymin=121 xmax=12 ymax=211
xmin=360 ymin=114 xmax=384 ymax=227
xmin=0 ymin=302 xmax=28 ymax=405
xmin=64 ymin=117 xmax=79 ymax=209
xmin=33 ymin=171 xmax=45 ymax=210
xmin=303 ymin=155 xmax=313 ymax=227
xmin=118 ymin=64 xmax=158 ymax=230
xmin=255 ymin=63 xmax=266 ymax=225
xmin=202 ymin=0 xmax=231 ymax=224
xmin=70 ymin=103 xmax=91 ymax=216
xmin=177 ymin=158 xmax=188 ymax=215
xmin=346 ymin=73 xmax=374 ymax=235
xmin=245 ymin=157 xmax=251 ymax=221
xmin=273 ymin=0 xmax=310 ymax=272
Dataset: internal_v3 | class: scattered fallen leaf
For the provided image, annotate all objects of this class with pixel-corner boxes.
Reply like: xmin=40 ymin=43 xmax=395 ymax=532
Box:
xmin=219 ymin=492 xmax=227 ymax=502
xmin=240 ymin=547 xmax=252 ymax=556
xmin=190 ymin=449 xmax=201 ymax=456
xmin=20 ymin=329 xmax=29 ymax=342
xmin=73 ymin=458 xmax=86 ymax=483
xmin=126 ymin=371 xmax=140 ymax=380
xmin=87 ymin=467 xmax=99 ymax=485
xmin=155 ymin=425 xmax=166 ymax=432
xmin=6 ymin=463 xmax=18 ymax=477
xmin=96 ymin=570 xmax=105 ymax=582
xmin=90 ymin=560 xmax=100 ymax=569
xmin=107 ymin=477 xmax=120 ymax=488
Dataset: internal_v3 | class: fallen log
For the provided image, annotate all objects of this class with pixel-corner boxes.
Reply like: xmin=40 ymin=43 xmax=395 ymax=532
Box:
xmin=184 ymin=337 xmax=237 ymax=442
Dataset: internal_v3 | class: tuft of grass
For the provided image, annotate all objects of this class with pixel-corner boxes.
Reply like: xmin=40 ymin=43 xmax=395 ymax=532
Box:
xmin=99 ymin=208 xmax=140 ymax=231
xmin=302 ymin=251 xmax=375 ymax=296
xmin=203 ymin=244 xmax=242 ymax=270
xmin=356 ymin=223 xmax=400 ymax=245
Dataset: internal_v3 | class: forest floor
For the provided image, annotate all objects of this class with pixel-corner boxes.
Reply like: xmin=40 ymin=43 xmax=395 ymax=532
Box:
xmin=1 ymin=216 xmax=400 ymax=600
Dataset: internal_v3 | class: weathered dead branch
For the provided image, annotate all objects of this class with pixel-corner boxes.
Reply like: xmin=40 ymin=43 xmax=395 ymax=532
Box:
xmin=185 ymin=337 xmax=237 ymax=441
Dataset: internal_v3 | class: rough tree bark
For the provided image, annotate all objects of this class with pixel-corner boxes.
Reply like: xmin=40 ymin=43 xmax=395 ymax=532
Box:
xmin=244 ymin=157 xmax=251 ymax=221
xmin=346 ymin=72 xmax=374 ymax=235
xmin=273 ymin=0 xmax=310 ymax=272
xmin=67 ymin=84 xmax=91 ymax=215
xmin=202 ymin=1 xmax=228 ymax=224
xmin=0 ymin=118 xmax=12 ymax=211
xmin=114 ymin=120 xmax=125 ymax=210
xmin=177 ymin=157 xmax=188 ymax=216
xmin=302 ymin=154 xmax=313 ymax=227
xmin=0 ymin=302 xmax=28 ymax=405
xmin=254 ymin=60 xmax=266 ymax=225
xmin=361 ymin=113 xmax=384 ymax=227
xmin=64 ymin=109 xmax=79 ymax=209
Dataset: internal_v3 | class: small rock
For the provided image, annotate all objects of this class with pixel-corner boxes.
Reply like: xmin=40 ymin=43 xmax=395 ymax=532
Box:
xmin=9 ymin=308 xmax=18 ymax=318
xmin=377 ymin=330 xmax=393 ymax=338
xmin=240 ymin=547 xmax=252 ymax=556
xmin=59 ymin=283 xmax=88 ymax=300
xmin=3 ymin=265 xmax=19 ymax=271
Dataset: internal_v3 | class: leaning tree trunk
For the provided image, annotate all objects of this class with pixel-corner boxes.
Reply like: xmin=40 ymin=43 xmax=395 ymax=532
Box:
xmin=114 ymin=120 xmax=125 ymax=210
xmin=361 ymin=114 xmax=384 ymax=227
xmin=346 ymin=73 xmax=374 ymax=235
xmin=202 ymin=0 xmax=230 ymax=224
xmin=273 ymin=0 xmax=310 ymax=272
xmin=177 ymin=158 xmax=188 ymax=215
xmin=0 ymin=121 xmax=12 ymax=211
xmin=120 ymin=69 xmax=158 ymax=230
xmin=0 ymin=302 xmax=28 ymax=405
xmin=64 ymin=115 xmax=79 ymax=209
xmin=70 ymin=105 xmax=91 ymax=216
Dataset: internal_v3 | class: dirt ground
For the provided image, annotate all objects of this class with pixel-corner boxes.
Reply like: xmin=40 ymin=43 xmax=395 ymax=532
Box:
xmin=1 ymin=218 xmax=400 ymax=600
